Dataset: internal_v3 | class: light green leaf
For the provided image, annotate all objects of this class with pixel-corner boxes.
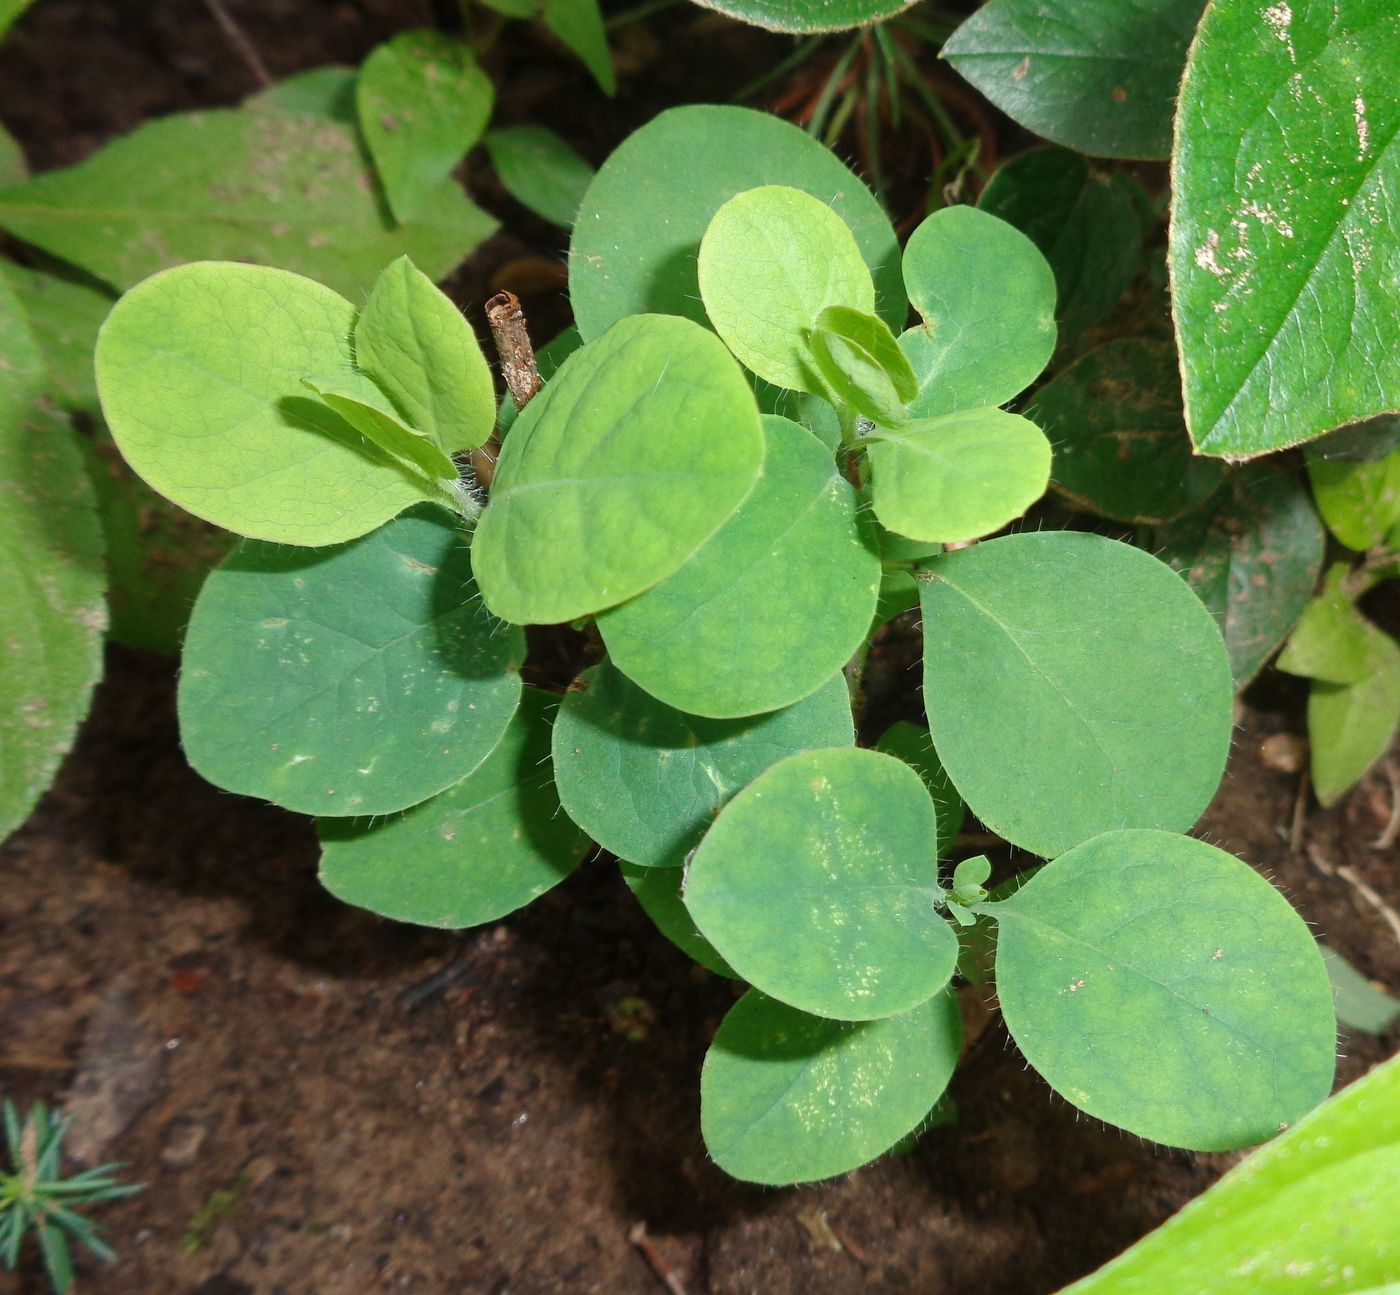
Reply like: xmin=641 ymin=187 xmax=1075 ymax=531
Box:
xmin=990 ymin=829 xmax=1335 ymax=1150
xmin=898 ymin=205 xmax=1057 ymax=418
xmin=317 ymin=688 xmax=587 ymax=927
xmin=807 ymin=305 xmax=916 ymax=426
xmin=978 ymin=146 xmax=1143 ymax=335
xmin=1323 ymin=945 xmax=1400 ymax=1036
xmin=1277 ymin=564 xmax=1383 ymax=685
xmin=944 ymin=0 xmax=1206 ymax=159
xmin=484 ymin=125 xmax=594 ymax=228
xmin=0 ymin=281 xmax=106 ymax=841
xmin=1043 ymin=339 xmax=1224 ymax=525
xmin=96 ymin=262 xmax=434 ymax=546
xmin=873 ymin=721 xmax=965 ymax=855
xmin=621 ymin=862 xmax=737 ymax=977
xmin=179 ymin=506 xmax=524 ymax=817
xmin=701 ymin=988 xmax=961 ymax=1186
xmin=552 ymin=660 xmax=853 ymax=869
xmin=1172 ymin=0 xmax=1400 ymax=457
xmin=570 ymin=105 xmax=902 ymax=341
xmin=246 ymin=66 xmax=358 ymax=122
xmin=1155 ymin=464 xmax=1325 ymax=688
xmin=0 ymin=0 xmax=37 ymax=40
xmin=1307 ymin=639 xmax=1400 ymax=807
xmin=1058 ymin=1051 xmax=1400 ymax=1295
xmin=1306 ymin=445 xmax=1400 ymax=552
xmin=357 ymin=31 xmax=494 ymax=224
xmin=698 ymin=185 xmax=875 ymax=393
xmin=919 ymin=532 xmax=1233 ymax=858
xmin=0 ymin=104 xmax=495 ymax=299
xmin=0 ymin=120 xmax=26 ymax=188
xmin=596 ymin=415 xmax=879 ymax=718
xmin=472 ymin=313 xmax=764 ymax=625
xmin=690 ymin=0 xmax=915 ymax=32
xmin=685 ymin=747 xmax=958 ymax=1021
xmin=541 ymin=0 xmax=615 ymax=94
xmin=354 ymin=255 xmax=496 ymax=455
xmin=865 ymin=408 xmax=1052 ymax=543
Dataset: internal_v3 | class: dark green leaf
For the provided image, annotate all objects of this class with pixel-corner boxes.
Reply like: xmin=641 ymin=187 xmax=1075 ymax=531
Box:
xmin=541 ymin=0 xmax=615 ymax=94
xmin=621 ymin=861 xmax=737 ymax=977
xmin=873 ymin=721 xmax=965 ymax=854
xmin=484 ymin=126 xmax=594 ymax=227
xmin=690 ymin=0 xmax=916 ymax=33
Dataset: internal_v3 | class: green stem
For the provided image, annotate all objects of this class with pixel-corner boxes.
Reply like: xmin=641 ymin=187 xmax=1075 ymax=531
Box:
xmin=807 ymin=34 xmax=863 ymax=141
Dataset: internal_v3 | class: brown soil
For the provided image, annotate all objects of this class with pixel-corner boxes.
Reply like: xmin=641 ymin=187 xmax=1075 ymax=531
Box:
xmin=2 ymin=4 xmax=1398 ymax=1294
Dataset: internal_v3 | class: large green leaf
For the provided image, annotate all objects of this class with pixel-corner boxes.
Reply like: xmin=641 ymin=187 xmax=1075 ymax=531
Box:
xmin=620 ymin=862 xmax=737 ymax=977
xmin=1277 ymin=564 xmax=1383 ymax=686
xmin=596 ymin=416 xmax=879 ymax=718
xmin=0 ymin=280 xmax=106 ymax=841
xmin=919 ymin=533 xmax=1233 ymax=858
xmin=990 ymin=829 xmax=1335 ymax=1151
xmin=96 ymin=262 xmax=435 ymax=546
xmin=898 ymin=205 xmax=1057 ymax=418
xmin=685 ymin=748 xmax=958 ymax=1021
xmin=179 ymin=507 xmax=523 ymax=818
xmin=472 ymin=314 xmax=764 ymax=624
xmin=0 ymin=260 xmax=111 ymax=414
xmin=552 ymin=660 xmax=853 ymax=869
xmin=317 ymin=688 xmax=588 ymax=927
xmin=484 ymin=126 xmax=594 ymax=228
xmin=1171 ymin=0 xmax=1400 ymax=457
xmin=944 ymin=0 xmax=1206 ymax=159
xmin=1059 ymin=1052 xmax=1400 ymax=1295
xmin=873 ymin=721 xmax=965 ymax=855
xmin=357 ymin=31 xmax=494 ymax=224
xmin=690 ymin=0 xmax=915 ymax=32
xmin=701 ymin=989 xmax=961 ymax=1186
xmin=1043 ymin=339 xmax=1224 ymax=525
xmin=0 ymin=103 xmax=494 ymax=298
xmin=569 ymin=105 xmax=902 ymax=341
xmin=1156 ymin=465 xmax=1325 ymax=689
xmin=1306 ymin=444 xmax=1400 ymax=552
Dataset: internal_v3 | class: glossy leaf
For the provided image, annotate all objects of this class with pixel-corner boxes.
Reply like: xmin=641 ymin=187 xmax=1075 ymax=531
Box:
xmin=552 ymin=660 xmax=853 ymax=869
xmin=701 ymin=989 xmax=961 ymax=1186
xmin=690 ymin=0 xmax=915 ymax=33
xmin=317 ymin=688 xmax=588 ymax=927
xmin=472 ymin=314 xmax=764 ymax=624
xmin=873 ymin=721 xmax=965 ymax=855
xmin=978 ymin=146 xmax=1143 ymax=334
xmin=484 ymin=126 xmax=594 ymax=227
xmin=1277 ymin=565 xmax=1382 ymax=686
xmin=620 ymin=862 xmax=737 ymax=977
xmin=899 ymin=205 xmax=1057 ymax=417
xmin=570 ymin=105 xmax=902 ymax=341
xmin=357 ymin=31 xmax=494 ymax=223
xmin=1042 ymin=339 xmax=1224 ymax=525
xmin=541 ymin=0 xmax=614 ymax=94
xmin=944 ymin=0 xmax=1206 ymax=159
xmin=1307 ymin=639 xmax=1400 ymax=807
xmin=1306 ymin=445 xmax=1400 ymax=552
xmin=920 ymin=533 xmax=1233 ymax=858
xmin=807 ymin=305 xmax=916 ymax=426
xmin=96 ymin=262 xmax=433 ymax=546
xmin=179 ymin=507 xmax=524 ymax=818
xmin=991 ymin=829 xmax=1335 ymax=1150
xmin=685 ymin=748 xmax=958 ymax=1021
xmin=1172 ymin=0 xmax=1400 ymax=457
xmin=698 ymin=185 xmax=875 ymax=393
xmin=596 ymin=415 xmax=879 ymax=718
xmin=865 ymin=408 xmax=1052 ymax=543
xmin=1156 ymin=464 xmax=1325 ymax=688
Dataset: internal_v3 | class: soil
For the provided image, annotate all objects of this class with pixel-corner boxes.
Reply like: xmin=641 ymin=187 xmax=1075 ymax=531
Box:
xmin=2 ymin=4 xmax=1398 ymax=1294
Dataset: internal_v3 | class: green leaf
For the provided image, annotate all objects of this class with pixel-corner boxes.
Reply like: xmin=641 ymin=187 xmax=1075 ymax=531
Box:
xmin=96 ymin=262 xmax=434 ymax=546
xmin=865 ymin=408 xmax=1052 ymax=543
xmin=179 ymin=506 xmax=523 ymax=818
xmin=1322 ymin=945 xmax=1400 ymax=1036
xmin=898 ymin=205 xmax=1057 ymax=418
xmin=0 ymin=103 xmax=495 ymax=299
xmin=1155 ymin=464 xmax=1325 ymax=689
xmin=472 ymin=313 xmax=764 ymax=624
xmin=541 ymin=0 xmax=615 ymax=94
xmin=1042 ymin=339 xmax=1224 ymax=525
xmin=0 ymin=281 xmax=106 ymax=842
xmin=690 ymin=0 xmax=916 ymax=33
xmin=620 ymin=862 xmax=737 ymax=977
xmin=317 ymin=688 xmax=587 ymax=927
xmin=569 ymin=105 xmax=902 ymax=341
xmin=685 ymin=747 xmax=958 ymax=1021
xmin=480 ymin=0 xmax=536 ymax=15
xmin=1058 ymin=1051 xmax=1400 ymax=1295
xmin=701 ymin=988 xmax=961 ymax=1186
xmin=0 ymin=0 xmax=36 ymax=40
xmin=357 ymin=31 xmax=494 ymax=224
xmin=1308 ymin=413 xmax=1400 ymax=465
xmin=944 ymin=0 xmax=1206 ymax=159
xmin=246 ymin=66 xmax=358 ymax=122
xmin=873 ymin=721 xmax=965 ymax=855
xmin=990 ymin=829 xmax=1335 ymax=1150
xmin=978 ymin=146 xmax=1143 ymax=335
xmin=0 ymin=260 xmax=112 ymax=414
xmin=807 ymin=305 xmax=917 ymax=426
xmin=1306 ymin=445 xmax=1400 ymax=552
xmin=920 ymin=532 xmax=1233 ymax=858
xmin=353 ymin=255 xmax=496 ymax=455
xmin=1172 ymin=0 xmax=1400 ymax=457
xmin=698 ymin=185 xmax=875 ymax=393
xmin=0 ymin=120 xmax=26 ymax=188
xmin=596 ymin=415 xmax=879 ymax=718
xmin=1307 ymin=639 xmax=1400 ymax=807
xmin=1277 ymin=564 xmax=1383 ymax=685
xmin=552 ymin=660 xmax=853 ymax=869
xmin=484 ymin=126 xmax=594 ymax=228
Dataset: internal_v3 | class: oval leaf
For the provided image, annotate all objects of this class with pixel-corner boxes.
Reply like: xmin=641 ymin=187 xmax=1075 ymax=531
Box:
xmin=874 ymin=721 xmax=965 ymax=854
xmin=1305 ymin=444 xmax=1400 ymax=552
xmin=690 ymin=0 xmax=916 ymax=33
xmin=621 ymin=861 xmax=737 ymax=977
xmin=484 ymin=125 xmax=594 ymax=228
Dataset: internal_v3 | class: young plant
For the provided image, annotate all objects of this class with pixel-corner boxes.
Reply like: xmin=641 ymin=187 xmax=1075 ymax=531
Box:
xmin=94 ymin=104 xmax=1337 ymax=1185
